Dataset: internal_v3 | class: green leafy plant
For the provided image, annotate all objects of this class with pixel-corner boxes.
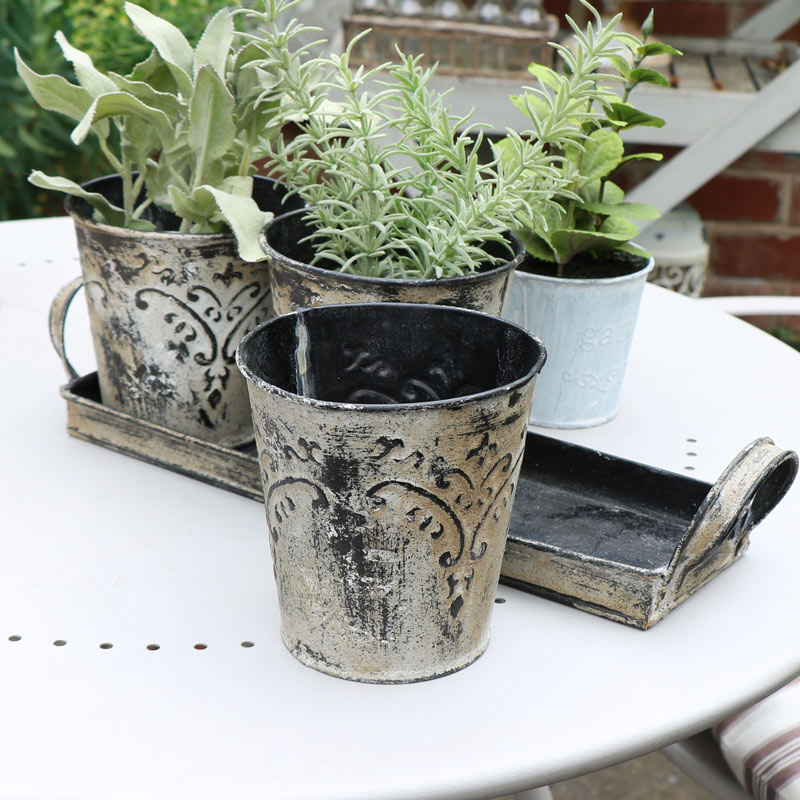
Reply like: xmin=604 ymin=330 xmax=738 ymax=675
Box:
xmin=63 ymin=0 xmax=234 ymax=75
xmin=15 ymin=0 xmax=319 ymax=258
xmin=498 ymin=7 xmax=682 ymax=276
xmin=0 ymin=0 xmax=106 ymax=220
xmin=263 ymin=4 xmax=636 ymax=280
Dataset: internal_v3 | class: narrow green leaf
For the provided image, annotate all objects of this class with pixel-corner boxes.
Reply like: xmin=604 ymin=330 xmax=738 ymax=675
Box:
xmin=599 ymin=215 xmax=641 ymax=238
xmin=550 ymin=226 xmax=633 ymax=262
xmin=14 ymin=50 xmax=92 ymax=121
xmin=193 ymin=8 xmax=235 ymax=79
xmin=510 ymin=93 xmax=550 ymax=123
xmin=604 ymin=54 xmax=631 ymax=78
xmin=517 ymin=229 xmax=556 ymax=262
xmin=54 ymin=31 xmax=117 ymax=97
xmin=607 ymin=102 xmax=665 ymax=129
xmin=641 ymin=10 xmax=654 ymax=39
xmin=619 ymin=151 xmax=664 ymax=166
xmin=640 ymin=42 xmax=683 ymax=57
xmin=579 ymin=198 xmax=660 ymax=220
xmin=189 ymin=65 xmax=236 ymax=184
xmin=124 ymin=2 xmax=193 ymax=97
xmin=526 ymin=63 xmax=561 ymax=91
xmin=198 ymin=184 xmax=274 ymax=261
xmin=615 ymin=201 xmax=661 ymax=220
xmin=628 ymin=67 xmax=671 ymax=88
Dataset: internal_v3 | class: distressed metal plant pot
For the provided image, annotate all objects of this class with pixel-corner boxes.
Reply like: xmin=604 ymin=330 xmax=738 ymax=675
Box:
xmin=260 ymin=208 xmax=523 ymax=316
xmin=236 ymin=302 xmax=545 ymax=683
xmin=503 ymin=257 xmax=653 ymax=429
xmin=55 ymin=174 xmax=301 ymax=446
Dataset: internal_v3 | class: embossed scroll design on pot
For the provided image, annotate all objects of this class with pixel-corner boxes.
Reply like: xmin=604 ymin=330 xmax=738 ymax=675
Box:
xmin=58 ymin=174 xmax=300 ymax=446
xmin=237 ymin=303 xmax=546 ymax=683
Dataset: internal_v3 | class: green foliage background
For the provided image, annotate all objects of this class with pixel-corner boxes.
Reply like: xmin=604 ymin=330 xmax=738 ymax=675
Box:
xmin=0 ymin=0 xmax=232 ymax=221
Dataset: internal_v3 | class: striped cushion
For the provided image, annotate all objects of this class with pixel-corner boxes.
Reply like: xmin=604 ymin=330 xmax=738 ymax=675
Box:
xmin=714 ymin=677 xmax=800 ymax=800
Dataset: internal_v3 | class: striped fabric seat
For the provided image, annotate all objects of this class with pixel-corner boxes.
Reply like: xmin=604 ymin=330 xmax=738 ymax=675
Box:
xmin=714 ymin=677 xmax=800 ymax=800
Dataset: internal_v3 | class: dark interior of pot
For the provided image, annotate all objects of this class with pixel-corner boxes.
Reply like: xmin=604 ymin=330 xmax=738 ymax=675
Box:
xmin=239 ymin=303 xmax=545 ymax=405
xmin=65 ymin=174 xmax=303 ymax=231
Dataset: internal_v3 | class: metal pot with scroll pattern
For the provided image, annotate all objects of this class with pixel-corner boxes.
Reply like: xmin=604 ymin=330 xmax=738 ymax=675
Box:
xmin=260 ymin=207 xmax=524 ymax=316
xmin=62 ymin=174 xmax=301 ymax=446
xmin=237 ymin=302 xmax=546 ymax=683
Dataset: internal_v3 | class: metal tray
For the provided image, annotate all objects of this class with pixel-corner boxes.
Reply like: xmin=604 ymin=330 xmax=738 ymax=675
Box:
xmin=60 ymin=373 xmax=797 ymax=629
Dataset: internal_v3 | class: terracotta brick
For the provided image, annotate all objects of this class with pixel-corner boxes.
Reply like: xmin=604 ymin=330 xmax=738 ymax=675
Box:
xmin=785 ymin=21 xmax=800 ymax=43
xmin=688 ymin=173 xmax=784 ymax=223
xmin=708 ymin=228 xmax=800 ymax=279
xmin=730 ymin=151 xmax=800 ymax=174
xmin=791 ymin=180 xmax=800 ymax=226
xmin=542 ymin=0 xmax=573 ymax=20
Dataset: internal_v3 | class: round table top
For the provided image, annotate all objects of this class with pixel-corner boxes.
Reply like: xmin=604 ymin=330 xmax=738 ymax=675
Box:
xmin=3 ymin=216 xmax=800 ymax=800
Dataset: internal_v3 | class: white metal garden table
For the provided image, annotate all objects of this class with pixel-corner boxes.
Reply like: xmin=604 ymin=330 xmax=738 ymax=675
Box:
xmin=2 ymin=215 xmax=800 ymax=800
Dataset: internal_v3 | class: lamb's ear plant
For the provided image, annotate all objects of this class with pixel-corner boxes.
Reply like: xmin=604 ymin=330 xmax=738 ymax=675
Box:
xmin=14 ymin=0 xmax=321 ymax=260
xmin=263 ymin=4 xmax=640 ymax=280
xmin=496 ymin=4 xmax=682 ymax=276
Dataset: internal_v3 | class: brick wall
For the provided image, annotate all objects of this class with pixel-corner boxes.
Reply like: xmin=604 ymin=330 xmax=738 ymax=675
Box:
xmin=543 ymin=0 xmax=800 ymax=40
xmin=619 ymin=148 xmax=800 ymax=300
xmin=543 ymin=0 xmax=800 ymax=311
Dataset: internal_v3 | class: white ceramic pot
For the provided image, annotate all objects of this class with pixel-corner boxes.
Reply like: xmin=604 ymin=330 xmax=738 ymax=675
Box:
xmin=503 ymin=257 xmax=653 ymax=429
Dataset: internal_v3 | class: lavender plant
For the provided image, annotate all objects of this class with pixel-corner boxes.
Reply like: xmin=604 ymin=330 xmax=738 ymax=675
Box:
xmin=264 ymin=2 xmax=636 ymax=279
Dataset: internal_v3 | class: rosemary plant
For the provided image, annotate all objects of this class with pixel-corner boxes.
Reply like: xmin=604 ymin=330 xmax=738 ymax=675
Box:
xmin=265 ymin=1 xmax=633 ymax=279
xmin=15 ymin=0 xmax=320 ymax=259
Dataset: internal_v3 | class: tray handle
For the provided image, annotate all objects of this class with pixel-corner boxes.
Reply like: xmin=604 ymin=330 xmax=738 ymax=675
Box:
xmin=667 ymin=438 xmax=798 ymax=594
xmin=49 ymin=276 xmax=85 ymax=381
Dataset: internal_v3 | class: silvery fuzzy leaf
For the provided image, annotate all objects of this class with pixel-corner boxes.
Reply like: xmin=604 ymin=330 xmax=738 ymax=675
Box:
xmin=28 ymin=171 xmax=155 ymax=231
xmin=125 ymin=2 xmax=193 ymax=97
xmin=109 ymin=73 xmax=185 ymax=119
xmin=197 ymin=184 xmax=273 ymax=261
xmin=71 ymin=92 xmax=173 ymax=146
xmin=15 ymin=50 xmax=92 ymax=122
xmin=54 ymin=32 xmax=117 ymax=97
xmin=167 ymin=184 xmax=219 ymax=225
xmin=194 ymin=8 xmax=235 ymax=80
xmin=189 ymin=65 xmax=236 ymax=183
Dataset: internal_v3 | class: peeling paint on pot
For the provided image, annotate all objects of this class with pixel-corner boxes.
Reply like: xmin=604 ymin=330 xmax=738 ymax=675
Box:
xmin=503 ymin=258 xmax=653 ymax=429
xmin=260 ymin=208 xmax=523 ymax=316
xmin=237 ymin=303 xmax=545 ymax=682
xmin=64 ymin=175 xmax=299 ymax=446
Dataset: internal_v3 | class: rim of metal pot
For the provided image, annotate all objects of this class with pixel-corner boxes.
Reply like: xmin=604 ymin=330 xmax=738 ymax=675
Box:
xmin=236 ymin=302 xmax=546 ymax=413
xmin=259 ymin=208 xmax=525 ymax=286
xmin=514 ymin=252 xmax=655 ymax=288
xmin=64 ymin=173 xmax=284 ymax=244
